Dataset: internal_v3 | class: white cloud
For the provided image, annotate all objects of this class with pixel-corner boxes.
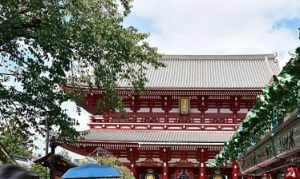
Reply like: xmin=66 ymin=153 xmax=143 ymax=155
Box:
xmin=128 ymin=0 xmax=300 ymax=66
xmin=61 ymin=101 xmax=90 ymax=131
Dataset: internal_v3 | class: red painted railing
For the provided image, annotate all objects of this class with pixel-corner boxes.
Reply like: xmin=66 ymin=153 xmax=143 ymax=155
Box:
xmin=91 ymin=112 xmax=246 ymax=124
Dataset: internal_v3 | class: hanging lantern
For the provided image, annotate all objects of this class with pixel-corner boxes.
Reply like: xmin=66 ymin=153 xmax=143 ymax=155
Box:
xmin=284 ymin=166 xmax=300 ymax=179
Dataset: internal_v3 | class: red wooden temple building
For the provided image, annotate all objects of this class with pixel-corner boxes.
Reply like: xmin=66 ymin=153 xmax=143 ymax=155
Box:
xmin=57 ymin=54 xmax=280 ymax=179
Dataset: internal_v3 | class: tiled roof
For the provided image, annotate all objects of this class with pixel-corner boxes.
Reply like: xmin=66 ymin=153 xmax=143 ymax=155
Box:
xmin=83 ymin=130 xmax=234 ymax=144
xmin=121 ymin=54 xmax=280 ymax=88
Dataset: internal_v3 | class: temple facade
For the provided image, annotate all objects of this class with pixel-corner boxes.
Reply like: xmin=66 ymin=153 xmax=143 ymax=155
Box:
xmin=58 ymin=54 xmax=280 ymax=179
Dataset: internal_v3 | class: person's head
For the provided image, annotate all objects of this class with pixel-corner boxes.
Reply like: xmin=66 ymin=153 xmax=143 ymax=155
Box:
xmin=0 ymin=165 xmax=38 ymax=179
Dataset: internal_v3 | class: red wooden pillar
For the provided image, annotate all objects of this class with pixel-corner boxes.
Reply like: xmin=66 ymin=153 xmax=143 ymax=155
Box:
xmin=103 ymin=112 xmax=109 ymax=123
xmin=127 ymin=147 xmax=138 ymax=178
xmin=230 ymin=96 xmax=240 ymax=124
xmin=163 ymin=161 xmax=168 ymax=179
xmin=198 ymin=148 xmax=207 ymax=179
xmin=198 ymin=96 xmax=208 ymax=123
xmin=232 ymin=162 xmax=239 ymax=179
xmin=130 ymin=162 xmax=137 ymax=178
xmin=199 ymin=162 xmax=206 ymax=179
xmin=160 ymin=148 xmax=169 ymax=179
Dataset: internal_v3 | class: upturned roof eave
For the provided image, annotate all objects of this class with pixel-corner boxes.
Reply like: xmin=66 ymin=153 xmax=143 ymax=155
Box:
xmin=63 ymin=140 xmax=227 ymax=146
xmin=64 ymin=84 xmax=264 ymax=91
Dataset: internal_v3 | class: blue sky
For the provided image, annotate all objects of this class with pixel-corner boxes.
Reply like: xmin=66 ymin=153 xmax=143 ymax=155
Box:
xmin=271 ymin=17 xmax=300 ymax=45
xmin=272 ymin=17 xmax=300 ymax=31
xmin=124 ymin=15 xmax=158 ymax=34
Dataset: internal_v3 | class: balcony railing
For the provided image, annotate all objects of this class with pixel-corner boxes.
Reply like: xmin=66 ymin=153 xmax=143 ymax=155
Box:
xmin=91 ymin=112 xmax=246 ymax=124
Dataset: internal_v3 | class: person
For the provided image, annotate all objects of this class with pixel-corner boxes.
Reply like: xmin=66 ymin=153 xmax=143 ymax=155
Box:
xmin=0 ymin=165 xmax=38 ymax=179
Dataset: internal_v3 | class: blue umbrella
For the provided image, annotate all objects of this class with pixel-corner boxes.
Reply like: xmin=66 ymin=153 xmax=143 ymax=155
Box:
xmin=62 ymin=164 xmax=121 ymax=179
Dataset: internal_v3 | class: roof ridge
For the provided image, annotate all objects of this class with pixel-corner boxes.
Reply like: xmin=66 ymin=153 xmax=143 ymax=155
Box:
xmin=161 ymin=53 xmax=277 ymax=60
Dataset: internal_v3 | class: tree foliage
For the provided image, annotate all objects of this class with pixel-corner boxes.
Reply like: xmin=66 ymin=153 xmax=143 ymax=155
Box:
xmin=95 ymin=155 xmax=134 ymax=179
xmin=0 ymin=123 xmax=32 ymax=157
xmin=0 ymin=143 xmax=16 ymax=164
xmin=30 ymin=164 xmax=49 ymax=179
xmin=57 ymin=149 xmax=72 ymax=161
xmin=0 ymin=0 xmax=162 ymax=148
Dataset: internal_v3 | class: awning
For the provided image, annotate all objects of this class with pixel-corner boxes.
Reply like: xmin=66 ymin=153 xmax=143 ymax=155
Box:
xmin=62 ymin=164 xmax=120 ymax=178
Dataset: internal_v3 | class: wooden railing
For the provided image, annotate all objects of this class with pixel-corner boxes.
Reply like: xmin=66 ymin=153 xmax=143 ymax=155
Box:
xmin=90 ymin=112 xmax=246 ymax=124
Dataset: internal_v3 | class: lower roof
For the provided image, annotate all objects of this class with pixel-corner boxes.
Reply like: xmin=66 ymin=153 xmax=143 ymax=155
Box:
xmin=83 ymin=129 xmax=234 ymax=145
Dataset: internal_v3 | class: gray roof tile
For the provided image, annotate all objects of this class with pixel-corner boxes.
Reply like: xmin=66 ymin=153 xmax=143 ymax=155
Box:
xmin=84 ymin=130 xmax=234 ymax=144
xmin=120 ymin=54 xmax=280 ymax=88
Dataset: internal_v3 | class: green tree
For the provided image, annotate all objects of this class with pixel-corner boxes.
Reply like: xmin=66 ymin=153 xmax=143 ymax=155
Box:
xmin=30 ymin=164 xmax=49 ymax=179
xmin=0 ymin=121 xmax=33 ymax=165
xmin=95 ymin=155 xmax=134 ymax=179
xmin=0 ymin=143 xmax=16 ymax=164
xmin=57 ymin=149 xmax=72 ymax=161
xmin=0 ymin=120 xmax=32 ymax=158
xmin=0 ymin=0 xmax=162 ymax=158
